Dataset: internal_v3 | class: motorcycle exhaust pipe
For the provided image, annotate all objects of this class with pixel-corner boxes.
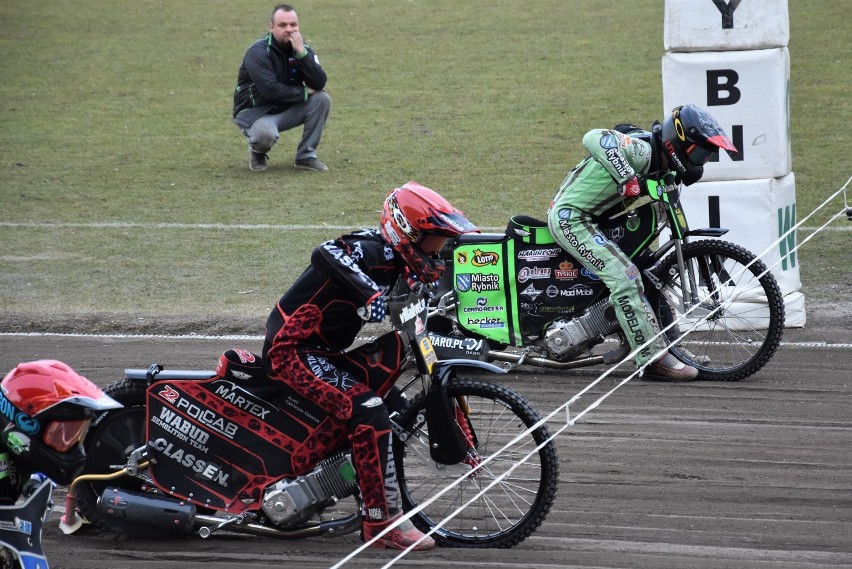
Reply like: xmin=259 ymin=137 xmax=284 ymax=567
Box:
xmin=488 ymin=350 xmax=606 ymax=370
xmin=98 ymin=487 xmax=363 ymax=539
xmin=488 ymin=341 xmax=630 ymax=369
xmin=98 ymin=487 xmax=196 ymax=535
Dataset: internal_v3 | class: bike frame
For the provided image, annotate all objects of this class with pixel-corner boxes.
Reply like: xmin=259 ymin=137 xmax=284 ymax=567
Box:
xmin=639 ymin=178 xmax=729 ymax=316
xmin=388 ymin=288 xmax=507 ymax=380
xmin=425 ymin=178 xmax=733 ymax=362
xmin=386 ymin=287 xmax=506 ymax=470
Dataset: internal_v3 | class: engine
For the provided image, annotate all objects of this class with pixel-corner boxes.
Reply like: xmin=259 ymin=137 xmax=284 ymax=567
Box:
xmin=261 ymin=451 xmax=359 ymax=527
xmin=543 ymin=298 xmax=621 ymax=357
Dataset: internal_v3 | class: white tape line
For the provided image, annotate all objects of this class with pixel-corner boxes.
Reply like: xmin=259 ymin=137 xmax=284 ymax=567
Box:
xmin=0 ymin=222 xmax=359 ymax=231
xmin=0 ymin=332 xmax=848 ymax=349
xmin=0 ymin=221 xmax=848 ymax=232
xmin=0 ymin=332 xmax=266 ymax=341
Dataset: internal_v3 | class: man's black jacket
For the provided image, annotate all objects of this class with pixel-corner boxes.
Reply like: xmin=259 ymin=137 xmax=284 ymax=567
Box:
xmin=233 ymin=33 xmax=327 ymax=128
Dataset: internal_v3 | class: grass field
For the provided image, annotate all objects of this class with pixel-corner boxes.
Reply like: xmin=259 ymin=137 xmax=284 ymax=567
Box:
xmin=0 ymin=1 xmax=848 ymax=332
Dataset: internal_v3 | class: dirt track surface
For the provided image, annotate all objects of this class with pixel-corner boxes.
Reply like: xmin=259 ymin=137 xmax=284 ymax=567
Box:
xmin=2 ymin=322 xmax=851 ymax=569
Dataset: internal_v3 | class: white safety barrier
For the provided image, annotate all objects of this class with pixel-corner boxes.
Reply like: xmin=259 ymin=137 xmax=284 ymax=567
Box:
xmin=662 ymin=0 xmax=804 ymax=326
xmin=675 ymin=174 xmax=804 ymax=327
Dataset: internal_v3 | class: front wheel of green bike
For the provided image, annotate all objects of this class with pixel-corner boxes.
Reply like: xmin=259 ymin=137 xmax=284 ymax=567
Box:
xmin=651 ymin=239 xmax=785 ymax=381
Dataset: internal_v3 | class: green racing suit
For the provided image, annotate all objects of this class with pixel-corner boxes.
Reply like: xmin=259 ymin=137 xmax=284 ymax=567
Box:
xmin=546 ymin=128 xmax=667 ymax=366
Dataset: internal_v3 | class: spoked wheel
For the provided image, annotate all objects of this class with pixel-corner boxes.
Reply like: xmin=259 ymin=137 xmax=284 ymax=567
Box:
xmin=75 ymin=379 xmax=172 ymax=538
xmin=651 ymin=239 xmax=785 ymax=381
xmin=393 ymin=378 xmax=559 ymax=548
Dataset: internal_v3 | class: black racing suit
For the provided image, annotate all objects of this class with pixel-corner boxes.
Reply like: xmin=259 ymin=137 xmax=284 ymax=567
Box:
xmin=262 ymin=229 xmax=407 ymax=523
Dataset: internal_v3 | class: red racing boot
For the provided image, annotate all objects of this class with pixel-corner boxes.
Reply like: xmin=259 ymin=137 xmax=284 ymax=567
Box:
xmin=362 ymin=514 xmax=436 ymax=551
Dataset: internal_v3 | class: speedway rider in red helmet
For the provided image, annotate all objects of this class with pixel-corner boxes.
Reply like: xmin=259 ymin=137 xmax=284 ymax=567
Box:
xmin=0 ymin=360 xmax=121 ymax=499
xmin=547 ymin=104 xmax=737 ymax=380
xmin=262 ymin=181 xmax=477 ymax=550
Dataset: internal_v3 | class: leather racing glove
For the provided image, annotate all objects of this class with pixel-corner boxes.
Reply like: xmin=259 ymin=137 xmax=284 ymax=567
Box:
xmin=359 ymin=296 xmax=387 ymax=323
xmin=618 ymin=175 xmax=642 ymax=197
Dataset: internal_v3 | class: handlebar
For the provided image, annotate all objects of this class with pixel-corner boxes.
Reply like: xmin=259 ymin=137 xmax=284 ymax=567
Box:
xmin=358 ymin=290 xmax=430 ymax=322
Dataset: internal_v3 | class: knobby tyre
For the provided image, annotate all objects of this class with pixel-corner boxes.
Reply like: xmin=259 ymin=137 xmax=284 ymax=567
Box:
xmin=651 ymin=240 xmax=785 ymax=381
xmin=75 ymin=378 xmax=174 ymax=538
xmin=393 ymin=378 xmax=559 ymax=548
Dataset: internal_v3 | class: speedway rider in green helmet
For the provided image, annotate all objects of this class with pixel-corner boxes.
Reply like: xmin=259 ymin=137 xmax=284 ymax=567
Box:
xmin=547 ymin=104 xmax=737 ymax=380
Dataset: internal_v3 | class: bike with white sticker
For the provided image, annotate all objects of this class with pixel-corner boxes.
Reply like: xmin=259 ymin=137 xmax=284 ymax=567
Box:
xmin=62 ymin=283 xmax=559 ymax=549
xmin=0 ymin=470 xmax=54 ymax=569
xmin=426 ymin=174 xmax=785 ymax=381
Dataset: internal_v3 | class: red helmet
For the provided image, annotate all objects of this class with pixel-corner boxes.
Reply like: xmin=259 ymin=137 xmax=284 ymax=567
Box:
xmin=661 ymin=104 xmax=737 ymax=186
xmin=380 ymin=181 xmax=478 ymax=283
xmin=0 ymin=360 xmax=121 ymax=485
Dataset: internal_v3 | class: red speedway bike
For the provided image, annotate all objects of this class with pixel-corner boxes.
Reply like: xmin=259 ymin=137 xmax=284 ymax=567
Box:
xmin=63 ymin=284 xmax=559 ymax=548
